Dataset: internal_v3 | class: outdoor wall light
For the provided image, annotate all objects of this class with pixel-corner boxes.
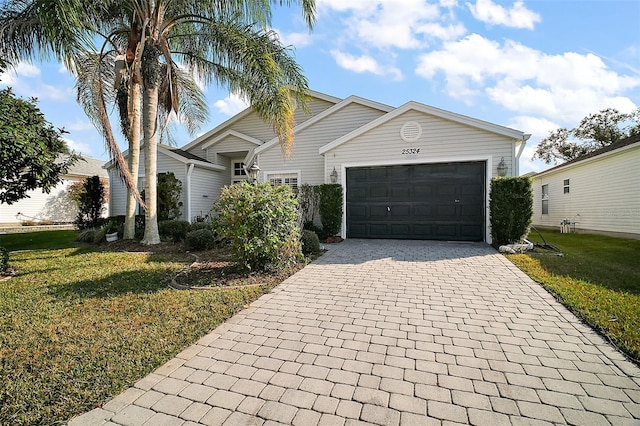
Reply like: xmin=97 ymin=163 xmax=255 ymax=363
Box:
xmin=248 ymin=162 xmax=260 ymax=182
xmin=330 ymin=167 xmax=338 ymax=183
xmin=497 ymin=157 xmax=508 ymax=177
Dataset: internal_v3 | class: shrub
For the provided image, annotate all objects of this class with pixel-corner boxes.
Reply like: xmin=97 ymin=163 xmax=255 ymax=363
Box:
xmin=189 ymin=221 xmax=214 ymax=232
xmin=490 ymin=177 xmax=533 ymax=246
xmin=303 ymin=220 xmax=326 ymax=240
xmin=319 ymin=184 xmax=343 ymax=237
xmin=298 ymin=184 xmax=320 ymax=228
xmin=158 ymin=220 xmax=190 ymax=242
xmin=215 ymin=181 xmax=302 ymax=271
xmin=0 ymin=247 xmax=8 ymax=274
xmin=93 ymin=227 xmax=107 ymax=244
xmin=77 ymin=228 xmax=97 ymax=243
xmin=75 ymin=175 xmax=107 ymax=230
xmin=158 ymin=172 xmax=183 ymax=221
xmin=300 ymin=230 xmax=320 ymax=255
xmin=185 ymin=229 xmax=215 ymax=250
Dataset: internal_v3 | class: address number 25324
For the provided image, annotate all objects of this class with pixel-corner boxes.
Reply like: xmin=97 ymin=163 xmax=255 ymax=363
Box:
xmin=401 ymin=148 xmax=420 ymax=155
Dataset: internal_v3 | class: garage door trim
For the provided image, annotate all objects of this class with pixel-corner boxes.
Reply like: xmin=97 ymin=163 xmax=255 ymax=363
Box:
xmin=337 ymin=156 xmax=495 ymax=243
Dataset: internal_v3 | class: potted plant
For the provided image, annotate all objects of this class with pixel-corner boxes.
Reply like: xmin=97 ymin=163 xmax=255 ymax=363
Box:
xmin=105 ymin=220 xmax=119 ymax=242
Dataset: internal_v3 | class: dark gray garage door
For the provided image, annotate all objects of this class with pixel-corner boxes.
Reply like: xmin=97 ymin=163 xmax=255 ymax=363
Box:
xmin=346 ymin=162 xmax=485 ymax=241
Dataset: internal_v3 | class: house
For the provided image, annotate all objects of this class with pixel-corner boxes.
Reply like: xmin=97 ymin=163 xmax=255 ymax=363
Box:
xmin=531 ymin=134 xmax=640 ymax=239
xmin=0 ymin=155 xmax=109 ymax=225
xmin=107 ymin=90 xmax=530 ymax=243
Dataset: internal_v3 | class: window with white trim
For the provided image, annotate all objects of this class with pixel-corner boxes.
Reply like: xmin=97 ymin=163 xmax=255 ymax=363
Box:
xmin=268 ymin=173 xmax=299 ymax=193
xmin=563 ymin=179 xmax=570 ymax=194
xmin=541 ymin=184 xmax=549 ymax=215
xmin=234 ymin=162 xmax=247 ymax=176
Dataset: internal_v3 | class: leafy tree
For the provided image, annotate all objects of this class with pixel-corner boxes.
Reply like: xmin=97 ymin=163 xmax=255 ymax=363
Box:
xmin=533 ymin=108 xmax=640 ymax=164
xmin=0 ymin=88 xmax=78 ymax=205
xmin=75 ymin=175 xmax=107 ymax=229
xmin=1 ymin=0 xmax=317 ymax=245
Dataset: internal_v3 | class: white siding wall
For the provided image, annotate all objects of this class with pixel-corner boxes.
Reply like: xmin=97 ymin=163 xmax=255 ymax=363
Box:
xmin=532 ymin=147 xmax=640 ymax=236
xmin=0 ymin=178 xmax=80 ymax=224
xmin=109 ymin=168 xmax=128 ymax=216
xmin=108 ymin=150 xmax=187 ymax=218
xmin=189 ymin=167 xmax=226 ymax=221
xmin=324 ymin=110 xmax=515 ymax=182
xmin=258 ymin=104 xmax=388 ymax=185
xmin=206 ymin=136 xmax=258 ymax=164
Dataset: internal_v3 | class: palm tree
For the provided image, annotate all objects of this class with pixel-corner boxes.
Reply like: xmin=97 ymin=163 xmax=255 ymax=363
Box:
xmin=1 ymin=0 xmax=316 ymax=244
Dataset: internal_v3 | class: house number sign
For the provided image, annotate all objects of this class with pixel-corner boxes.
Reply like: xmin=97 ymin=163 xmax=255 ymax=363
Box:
xmin=401 ymin=148 xmax=420 ymax=155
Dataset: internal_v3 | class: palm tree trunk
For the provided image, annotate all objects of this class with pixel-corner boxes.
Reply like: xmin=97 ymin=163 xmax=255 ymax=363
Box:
xmin=141 ymin=81 xmax=161 ymax=245
xmin=123 ymin=81 xmax=141 ymax=239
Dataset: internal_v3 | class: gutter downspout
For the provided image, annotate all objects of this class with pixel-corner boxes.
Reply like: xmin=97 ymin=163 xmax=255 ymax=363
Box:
xmin=515 ymin=134 xmax=531 ymax=176
xmin=186 ymin=163 xmax=195 ymax=223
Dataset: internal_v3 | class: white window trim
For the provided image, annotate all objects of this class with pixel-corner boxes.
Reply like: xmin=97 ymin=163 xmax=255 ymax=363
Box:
xmin=563 ymin=179 xmax=570 ymax=194
xmin=231 ymin=159 xmax=248 ymax=183
xmin=263 ymin=170 xmax=301 ymax=188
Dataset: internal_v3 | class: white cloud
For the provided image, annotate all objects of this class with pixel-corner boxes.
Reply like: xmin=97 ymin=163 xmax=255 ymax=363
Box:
xmin=0 ymin=62 xmax=41 ymax=84
xmin=416 ymin=34 xmax=640 ymax=122
xmin=317 ymin=0 xmax=464 ymax=49
xmin=331 ymin=50 xmax=403 ymax=80
xmin=63 ymin=137 xmax=93 ymax=155
xmin=274 ymin=28 xmax=313 ymax=48
xmin=65 ymin=118 xmax=96 ymax=132
xmin=467 ymin=0 xmax=541 ymax=30
xmin=214 ymin=93 xmax=249 ymax=116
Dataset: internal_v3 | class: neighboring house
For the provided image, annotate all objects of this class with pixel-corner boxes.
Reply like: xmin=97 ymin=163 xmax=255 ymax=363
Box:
xmin=0 ymin=155 xmax=109 ymax=225
xmin=531 ymin=134 xmax=640 ymax=239
xmin=107 ymin=90 xmax=530 ymax=243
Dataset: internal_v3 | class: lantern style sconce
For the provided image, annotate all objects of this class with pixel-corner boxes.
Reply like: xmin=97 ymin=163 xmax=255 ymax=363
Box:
xmin=330 ymin=167 xmax=338 ymax=183
xmin=248 ymin=162 xmax=260 ymax=182
xmin=497 ymin=157 xmax=508 ymax=177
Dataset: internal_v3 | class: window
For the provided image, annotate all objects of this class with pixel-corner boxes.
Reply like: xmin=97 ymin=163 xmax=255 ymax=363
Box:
xmin=563 ymin=179 xmax=570 ymax=194
xmin=541 ymin=184 xmax=549 ymax=215
xmin=268 ymin=173 xmax=299 ymax=193
xmin=234 ymin=162 xmax=247 ymax=176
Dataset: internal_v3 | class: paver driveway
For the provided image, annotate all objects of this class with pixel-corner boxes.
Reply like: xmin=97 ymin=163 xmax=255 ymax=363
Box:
xmin=71 ymin=240 xmax=640 ymax=425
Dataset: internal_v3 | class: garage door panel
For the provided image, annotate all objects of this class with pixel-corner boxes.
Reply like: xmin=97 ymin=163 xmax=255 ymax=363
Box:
xmin=346 ymin=162 xmax=485 ymax=241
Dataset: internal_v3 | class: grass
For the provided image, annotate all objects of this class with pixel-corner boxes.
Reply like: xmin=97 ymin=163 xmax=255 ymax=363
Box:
xmin=0 ymin=231 xmax=287 ymax=425
xmin=507 ymin=229 xmax=640 ymax=362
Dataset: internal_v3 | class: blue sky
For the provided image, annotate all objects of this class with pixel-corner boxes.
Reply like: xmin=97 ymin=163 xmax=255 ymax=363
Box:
xmin=1 ymin=0 xmax=638 ymax=174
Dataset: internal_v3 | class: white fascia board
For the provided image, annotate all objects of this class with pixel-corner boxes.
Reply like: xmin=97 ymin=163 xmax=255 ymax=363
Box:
xmin=255 ymin=95 xmax=394 ymax=155
xmin=534 ymin=142 xmax=640 ymax=178
xmin=158 ymin=146 xmax=226 ymax=171
xmin=243 ymin=148 xmax=256 ymax=167
xmin=320 ymin=101 xmax=526 ymax=155
xmin=201 ymin=130 xmax=263 ymax=150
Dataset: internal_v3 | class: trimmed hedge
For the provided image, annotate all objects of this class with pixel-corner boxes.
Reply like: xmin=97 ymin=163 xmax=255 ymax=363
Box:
xmin=489 ymin=177 xmax=533 ymax=246
xmin=301 ymin=230 xmax=320 ymax=255
xmin=0 ymin=247 xmax=8 ymax=274
xmin=185 ymin=229 xmax=215 ymax=250
xmin=319 ymin=184 xmax=343 ymax=237
xmin=158 ymin=220 xmax=190 ymax=242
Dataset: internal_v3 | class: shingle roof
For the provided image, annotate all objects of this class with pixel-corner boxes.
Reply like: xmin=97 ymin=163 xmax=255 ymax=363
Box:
xmin=535 ymin=133 xmax=640 ymax=175
xmin=63 ymin=155 xmax=109 ymax=178
xmin=161 ymin=146 xmax=210 ymax=163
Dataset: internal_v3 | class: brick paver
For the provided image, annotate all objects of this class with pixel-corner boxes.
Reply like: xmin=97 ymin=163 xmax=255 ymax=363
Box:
xmin=68 ymin=240 xmax=640 ymax=425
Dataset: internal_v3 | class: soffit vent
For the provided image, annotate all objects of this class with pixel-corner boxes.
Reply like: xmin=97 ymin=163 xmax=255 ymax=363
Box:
xmin=400 ymin=121 xmax=422 ymax=142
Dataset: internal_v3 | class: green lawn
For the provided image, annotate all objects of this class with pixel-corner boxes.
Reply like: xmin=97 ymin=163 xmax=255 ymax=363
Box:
xmin=508 ymin=229 xmax=640 ymax=362
xmin=0 ymin=231 xmax=277 ymax=425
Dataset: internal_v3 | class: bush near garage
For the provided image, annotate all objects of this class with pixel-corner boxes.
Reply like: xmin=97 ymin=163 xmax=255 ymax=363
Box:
xmin=319 ymin=184 xmax=343 ymax=237
xmin=489 ymin=177 xmax=533 ymax=246
xmin=300 ymin=229 xmax=320 ymax=255
xmin=215 ymin=181 xmax=302 ymax=271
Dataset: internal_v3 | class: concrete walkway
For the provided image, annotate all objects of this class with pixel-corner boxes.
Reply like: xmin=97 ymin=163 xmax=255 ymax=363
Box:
xmin=70 ymin=240 xmax=640 ymax=425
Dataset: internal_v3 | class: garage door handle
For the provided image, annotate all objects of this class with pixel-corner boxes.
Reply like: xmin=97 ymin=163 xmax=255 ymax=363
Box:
xmin=387 ymin=206 xmax=391 ymax=212
xmin=454 ymin=199 xmax=460 ymax=203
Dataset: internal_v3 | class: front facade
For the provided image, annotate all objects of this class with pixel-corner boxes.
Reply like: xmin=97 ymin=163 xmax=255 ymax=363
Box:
xmin=532 ymin=134 xmax=640 ymax=239
xmin=1 ymin=155 xmax=109 ymax=225
xmin=108 ymin=90 xmax=530 ymax=243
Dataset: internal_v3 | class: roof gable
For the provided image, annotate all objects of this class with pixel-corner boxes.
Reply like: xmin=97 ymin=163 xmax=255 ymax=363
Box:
xmin=181 ymin=89 xmax=342 ymax=152
xmin=201 ymin=130 xmax=263 ymax=150
xmin=534 ymin=133 xmax=640 ymax=176
xmin=319 ymin=101 xmax=529 ymax=155
xmin=254 ymin=95 xmax=393 ymax=156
